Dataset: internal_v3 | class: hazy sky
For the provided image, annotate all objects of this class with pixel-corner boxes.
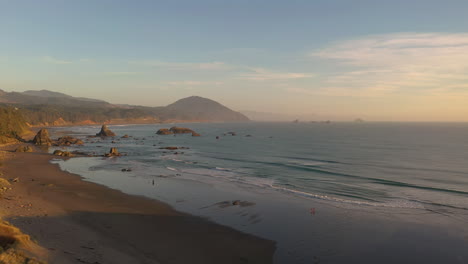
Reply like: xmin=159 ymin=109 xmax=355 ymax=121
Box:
xmin=1 ymin=0 xmax=468 ymax=121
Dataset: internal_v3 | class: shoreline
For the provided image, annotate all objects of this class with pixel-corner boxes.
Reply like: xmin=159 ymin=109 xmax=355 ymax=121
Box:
xmin=0 ymin=144 xmax=275 ymax=264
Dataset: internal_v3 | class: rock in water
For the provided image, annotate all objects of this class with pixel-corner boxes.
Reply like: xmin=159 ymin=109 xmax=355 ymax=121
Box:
xmin=157 ymin=127 xmax=201 ymax=136
xmin=156 ymin=129 xmax=173 ymax=135
xmin=169 ymin=127 xmax=194 ymax=134
xmin=105 ymin=147 xmax=121 ymax=157
xmin=96 ymin=124 xmax=116 ymax=137
xmin=32 ymin=128 xmax=52 ymax=146
xmin=55 ymin=136 xmax=84 ymax=146
xmin=159 ymin=146 xmax=179 ymax=150
xmin=53 ymin=150 xmax=73 ymax=157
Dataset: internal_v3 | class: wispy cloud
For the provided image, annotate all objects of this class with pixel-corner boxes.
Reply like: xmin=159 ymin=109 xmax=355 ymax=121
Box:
xmin=42 ymin=56 xmax=73 ymax=65
xmin=164 ymin=80 xmax=224 ymax=90
xmin=129 ymin=60 xmax=230 ymax=71
xmin=104 ymin=71 xmax=141 ymax=76
xmin=167 ymin=81 xmax=223 ymax=86
xmin=130 ymin=59 xmax=314 ymax=82
xmin=309 ymin=32 xmax=468 ymax=97
xmin=286 ymin=86 xmax=398 ymax=98
xmin=42 ymin=56 xmax=93 ymax=65
xmin=240 ymin=67 xmax=314 ymax=81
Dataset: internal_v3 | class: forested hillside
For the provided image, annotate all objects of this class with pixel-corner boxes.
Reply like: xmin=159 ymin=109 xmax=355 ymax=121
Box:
xmin=0 ymin=90 xmax=248 ymax=125
xmin=0 ymin=107 xmax=29 ymax=144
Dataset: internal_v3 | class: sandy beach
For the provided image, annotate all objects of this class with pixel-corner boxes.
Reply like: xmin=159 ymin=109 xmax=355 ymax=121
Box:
xmin=0 ymin=144 xmax=275 ymax=264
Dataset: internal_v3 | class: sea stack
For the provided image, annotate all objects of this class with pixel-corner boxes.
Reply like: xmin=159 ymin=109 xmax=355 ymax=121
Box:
xmin=105 ymin=147 xmax=121 ymax=157
xmin=96 ymin=124 xmax=116 ymax=137
xmin=32 ymin=128 xmax=52 ymax=146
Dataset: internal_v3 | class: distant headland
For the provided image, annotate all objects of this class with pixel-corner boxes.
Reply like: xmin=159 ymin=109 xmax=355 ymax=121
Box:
xmin=0 ymin=89 xmax=249 ymax=128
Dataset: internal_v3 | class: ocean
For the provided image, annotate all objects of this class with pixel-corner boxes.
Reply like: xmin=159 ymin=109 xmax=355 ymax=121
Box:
xmin=50 ymin=122 xmax=468 ymax=264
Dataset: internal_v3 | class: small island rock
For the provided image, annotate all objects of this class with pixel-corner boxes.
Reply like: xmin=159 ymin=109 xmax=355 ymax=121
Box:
xmin=156 ymin=129 xmax=173 ymax=135
xmin=105 ymin=147 xmax=121 ymax=157
xmin=157 ymin=127 xmax=201 ymax=136
xmin=96 ymin=125 xmax=116 ymax=137
xmin=55 ymin=136 xmax=84 ymax=146
xmin=170 ymin=127 xmax=194 ymax=134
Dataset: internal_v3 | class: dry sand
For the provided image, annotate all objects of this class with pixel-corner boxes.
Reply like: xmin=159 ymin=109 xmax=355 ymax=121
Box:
xmin=0 ymin=145 xmax=275 ymax=264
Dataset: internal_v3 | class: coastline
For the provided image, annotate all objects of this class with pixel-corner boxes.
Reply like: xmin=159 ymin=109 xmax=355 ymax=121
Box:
xmin=0 ymin=145 xmax=275 ymax=264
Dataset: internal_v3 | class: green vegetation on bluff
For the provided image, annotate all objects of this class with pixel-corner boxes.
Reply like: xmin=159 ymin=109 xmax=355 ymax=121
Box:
xmin=0 ymin=90 xmax=249 ymax=125
xmin=17 ymin=104 xmax=154 ymax=125
xmin=0 ymin=107 xmax=28 ymax=144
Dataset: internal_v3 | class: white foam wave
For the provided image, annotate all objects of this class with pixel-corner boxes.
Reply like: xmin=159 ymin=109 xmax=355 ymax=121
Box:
xmin=166 ymin=167 xmax=178 ymax=172
xmin=289 ymin=161 xmax=326 ymax=167
xmin=272 ymin=185 xmax=425 ymax=209
xmin=215 ymin=167 xmax=232 ymax=171
xmin=173 ymin=166 xmax=424 ymax=209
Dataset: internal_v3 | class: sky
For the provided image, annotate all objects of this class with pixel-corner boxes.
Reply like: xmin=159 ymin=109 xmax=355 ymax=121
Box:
xmin=1 ymin=0 xmax=468 ymax=121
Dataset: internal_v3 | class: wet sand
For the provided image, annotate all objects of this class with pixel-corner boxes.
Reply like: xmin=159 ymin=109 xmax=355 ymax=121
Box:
xmin=0 ymin=146 xmax=275 ymax=264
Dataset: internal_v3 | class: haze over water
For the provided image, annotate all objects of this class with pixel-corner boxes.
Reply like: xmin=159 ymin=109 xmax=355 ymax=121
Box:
xmin=52 ymin=122 xmax=468 ymax=263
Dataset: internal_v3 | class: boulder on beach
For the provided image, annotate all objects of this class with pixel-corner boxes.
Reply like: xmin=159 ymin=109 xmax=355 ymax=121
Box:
xmin=96 ymin=125 xmax=116 ymax=137
xmin=15 ymin=146 xmax=33 ymax=152
xmin=53 ymin=150 xmax=73 ymax=157
xmin=121 ymin=134 xmax=130 ymax=138
xmin=156 ymin=129 xmax=173 ymax=135
xmin=61 ymin=151 xmax=73 ymax=157
xmin=32 ymin=128 xmax=52 ymax=146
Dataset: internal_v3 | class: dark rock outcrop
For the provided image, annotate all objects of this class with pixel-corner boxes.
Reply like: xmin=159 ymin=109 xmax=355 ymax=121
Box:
xmin=55 ymin=136 xmax=84 ymax=146
xmin=53 ymin=150 xmax=73 ymax=157
xmin=96 ymin=125 xmax=116 ymax=137
xmin=32 ymin=128 xmax=52 ymax=146
xmin=105 ymin=147 xmax=121 ymax=157
xmin=157 ymin=127 xmax=201 ymax=136
xmin=170 ymin=127 xmax=194 ymax=134
xmin=156 ymin=126 xmax=201 ymax=137
xmin=156 ymin=129 xmax=173 ymax=135
xmin=159 ymin=146 xmax=179 ymax=150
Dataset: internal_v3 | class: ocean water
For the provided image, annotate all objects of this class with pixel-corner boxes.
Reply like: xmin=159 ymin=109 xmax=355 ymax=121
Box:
xmin=50 ymin=122 xmax=468 ymax=263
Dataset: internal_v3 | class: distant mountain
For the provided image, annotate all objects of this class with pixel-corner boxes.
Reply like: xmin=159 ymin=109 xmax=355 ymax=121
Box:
xmin=0 ymin=90 xmax=248 ymax=125
xmin=22 ymin=90 xmax=106 ymax=103
xmin=159 ymin=96 xmax=249 ymax=122
xmin=22 ymin=90 xmax=74 ymax=98
xmin=0 ymin=89 xmax=110 ymax=107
